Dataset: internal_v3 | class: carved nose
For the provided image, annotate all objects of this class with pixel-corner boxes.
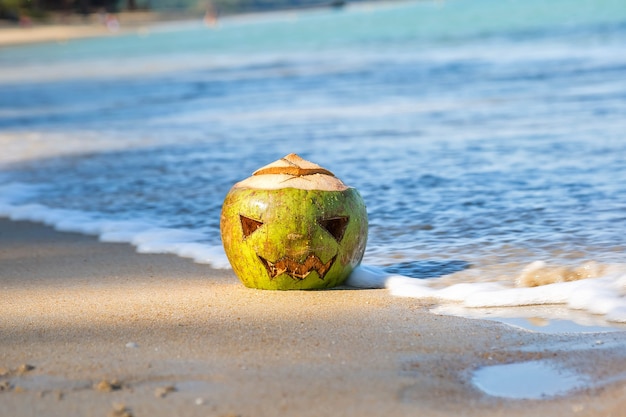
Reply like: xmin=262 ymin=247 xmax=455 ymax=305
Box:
xmin=287 ymin=233 xmax=304 ymax=241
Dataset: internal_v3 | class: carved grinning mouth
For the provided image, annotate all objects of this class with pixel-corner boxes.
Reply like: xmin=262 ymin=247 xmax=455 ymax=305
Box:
xmin=258 ymin=254 xmax=336 ymax=281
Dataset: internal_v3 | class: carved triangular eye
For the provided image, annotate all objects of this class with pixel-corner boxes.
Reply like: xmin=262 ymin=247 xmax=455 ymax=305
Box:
xmin=319 ymin=216 xmax=349 ymax=242
xmin=240 ymin=215 xmax=263 ymax=238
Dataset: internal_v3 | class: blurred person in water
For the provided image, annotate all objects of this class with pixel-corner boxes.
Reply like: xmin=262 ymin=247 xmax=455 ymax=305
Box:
xmin=204 ymin=0 xmax=219 ymax=27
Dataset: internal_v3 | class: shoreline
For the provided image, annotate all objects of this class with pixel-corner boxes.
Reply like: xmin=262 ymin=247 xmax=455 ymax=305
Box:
xmin=0 ymin=5 xmax=325 ymax=48
xmin=1 ymin=217 xmax=625 ymax=416
xmin=0 ymin=24 xmax=114 ymax=47
xmin=0 ymin=11 xmax=198 ymax=48
xmin=0 ymin=0 xmax=404 ymax=48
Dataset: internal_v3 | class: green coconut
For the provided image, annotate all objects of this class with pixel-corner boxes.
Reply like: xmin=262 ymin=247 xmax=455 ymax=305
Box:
xmin=220 ymin=153 xmax=368 ymax=290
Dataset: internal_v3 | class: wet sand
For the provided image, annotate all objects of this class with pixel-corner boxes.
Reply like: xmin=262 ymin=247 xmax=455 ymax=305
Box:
xmin=0 ymin=218 xmax=625 ymax=416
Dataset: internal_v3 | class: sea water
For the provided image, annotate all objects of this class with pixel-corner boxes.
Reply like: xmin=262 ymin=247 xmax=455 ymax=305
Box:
xmin=1 ymin=0 xmax=626 ymax=323
xmin=471 ymin=360 xmax=590 ymax=399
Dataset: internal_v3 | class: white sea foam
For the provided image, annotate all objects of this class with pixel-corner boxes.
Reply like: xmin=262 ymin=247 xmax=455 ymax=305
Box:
xmin=348 ymin=264 xmax=626 ymax=324
xmin=345 ymin=264 xmax=391 ymax=289
xmin=0 ymin=182 xmax=230 ymax=269
xmin=431 ymin=304 xmax=625 ymax=333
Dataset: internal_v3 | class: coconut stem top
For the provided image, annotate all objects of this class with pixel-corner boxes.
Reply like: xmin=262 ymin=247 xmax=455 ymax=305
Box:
xmin=234 ymin=153 xmax=349 ymax=191
xmin=253 ymin=153 xmax=335 ymax=177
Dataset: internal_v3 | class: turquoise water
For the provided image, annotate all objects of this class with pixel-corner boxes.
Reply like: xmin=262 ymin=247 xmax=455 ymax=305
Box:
xmin=1 ymin=0 xmax=626 ymax=283
xmin=2 ymin=0 xmax=626 ymax=60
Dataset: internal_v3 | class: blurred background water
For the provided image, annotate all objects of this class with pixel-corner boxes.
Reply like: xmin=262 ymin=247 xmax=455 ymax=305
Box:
xmin=1 ymin=0 xmax=626 ymax=283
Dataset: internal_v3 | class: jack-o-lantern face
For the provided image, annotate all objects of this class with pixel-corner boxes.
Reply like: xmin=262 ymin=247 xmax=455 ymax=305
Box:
xmin=220 ymin=154 xmax=368 ymax=290
xmin=241 ymin=213 xmax=348 ymax=280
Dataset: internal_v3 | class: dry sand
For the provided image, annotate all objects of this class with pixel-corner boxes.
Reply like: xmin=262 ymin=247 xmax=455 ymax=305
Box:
xmin=0 ymin=218 xmax=625 ymax=416
xmin=0 ymin=24 xmax=114 ymax=47
xmin=0 ymin=12 xmax=179 ymax=48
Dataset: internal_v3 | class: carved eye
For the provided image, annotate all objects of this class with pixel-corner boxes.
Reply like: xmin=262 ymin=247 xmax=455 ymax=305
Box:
xmin=319 ymin=216 xmax=349 ymax=242
xmin=240 ymin=215 xmax=263 ymax=238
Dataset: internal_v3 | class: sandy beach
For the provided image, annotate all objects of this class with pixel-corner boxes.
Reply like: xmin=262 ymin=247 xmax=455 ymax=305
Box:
xmin=0 ymin=12 xmax=187 ymax=48
xmin=0 ymin=24 xmax=114 ymax=47
xmin=0 ymin=218 xmax=624 ymax=416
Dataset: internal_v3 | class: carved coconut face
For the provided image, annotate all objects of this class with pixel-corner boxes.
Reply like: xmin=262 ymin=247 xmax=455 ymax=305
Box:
xmin=220 ymin=154 xmax=368 ymax=290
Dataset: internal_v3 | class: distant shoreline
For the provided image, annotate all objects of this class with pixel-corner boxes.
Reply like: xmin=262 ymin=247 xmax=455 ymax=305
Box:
xmin=0 ymin=11 xmax=202 ymax=48
xmin=0 ymin=0 xmax=401 ymax=48
xmin=0 ymin=2 xmax=340 ymax=48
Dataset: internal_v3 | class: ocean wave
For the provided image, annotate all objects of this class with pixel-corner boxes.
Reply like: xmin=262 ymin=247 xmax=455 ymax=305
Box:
xmin=0 ymin=182 xmax=230 ymax=269
xmin=347 ymin=263 xmax=626 ymax=323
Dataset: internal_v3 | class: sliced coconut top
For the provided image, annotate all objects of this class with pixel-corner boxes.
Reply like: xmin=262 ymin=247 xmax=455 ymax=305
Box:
xmin=234 ymin=153 xmax=350 ymax=191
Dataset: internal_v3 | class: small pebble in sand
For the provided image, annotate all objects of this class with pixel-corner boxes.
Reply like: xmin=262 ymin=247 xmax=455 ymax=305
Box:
xmin=108 ymin=403 xmax=133 ymax=417
xmin=16 ymin=364 xmax=35 ymax=375
xmin=0 ymin=364 xmax=35 ymax=378
xmin=95 ymin=379 xmax=123 ymax=392
xmin=154 ymin=385 xmax=176 ymax=398
xmin=0 ymin=380 xmax=13 ymax=392
xmin=195 ymin=397 xmax=204 ymax=405
xmin=125 ymin=342 xmax=138 ymax=349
